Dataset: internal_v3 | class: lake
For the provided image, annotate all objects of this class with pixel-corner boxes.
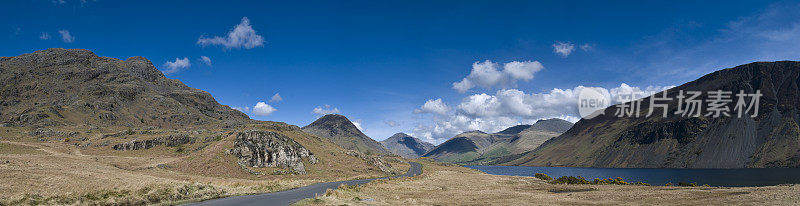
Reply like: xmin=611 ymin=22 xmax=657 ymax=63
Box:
xmin=466 ymin=165 xmax=800 ymax=187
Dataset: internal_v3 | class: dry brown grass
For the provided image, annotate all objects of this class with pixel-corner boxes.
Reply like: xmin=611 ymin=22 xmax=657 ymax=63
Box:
xmin=0 ymin=123 xmax=405 ymax=205
xmin=301 ymin=160 xmax=800 ymax=205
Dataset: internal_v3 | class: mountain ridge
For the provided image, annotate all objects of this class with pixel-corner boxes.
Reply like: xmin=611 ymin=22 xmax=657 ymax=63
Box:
xmin=508 ymin=61 xmax=800 ymax=168
xmin=0 ymin=48 xmax=250 ymax=129
xmin=422 ymin=118 xmax=573 ymax=164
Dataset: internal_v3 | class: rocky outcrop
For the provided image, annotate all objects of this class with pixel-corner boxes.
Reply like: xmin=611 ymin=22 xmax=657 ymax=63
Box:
xmin=229 ymin=130 xmax=318 ymax=174
xmin=29 ymin=128 xmax=78 ymax=137
xmin=345 ymin=150 xmax=393 ymax=174
xmin=112 ymin=134 xmax=195 ymax=150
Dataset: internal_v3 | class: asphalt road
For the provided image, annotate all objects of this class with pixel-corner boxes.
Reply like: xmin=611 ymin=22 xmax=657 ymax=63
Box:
xmin=186 ymin=162 xmax=422 ymax=206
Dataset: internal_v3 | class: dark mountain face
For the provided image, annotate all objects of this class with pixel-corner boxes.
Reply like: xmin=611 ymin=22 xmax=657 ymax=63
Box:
xmin=380 ymin=133 xmax=435 ymax=158
xmin=528 ymin=118 xmax=574 ymax=133
xmin=509 ymin=61 xmax=800 ymax=168
xmin=0 ymin=48 xmax=249 ymax=129
xmin=496 ymin=125 xmax=532 ymax=134
xmin=301 ymin=114 xmax=390 ymax=154
xmin=422 ymin=119 xmax=573 ymax=164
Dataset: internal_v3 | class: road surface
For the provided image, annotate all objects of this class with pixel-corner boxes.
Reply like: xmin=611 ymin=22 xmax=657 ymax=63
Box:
xmin=186 ymin=162 xmax=422 ymax=206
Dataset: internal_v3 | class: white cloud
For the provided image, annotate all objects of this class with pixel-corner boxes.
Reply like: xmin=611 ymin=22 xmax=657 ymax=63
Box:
xmin=312 ymin=104 xmax=340 ymax=115
xmin=39 ymin=32 xmax=50 ymax=40
xmin=197 ymin=17 xmax=264 ymax=50
xmin=232 ymin=106 xmax=250 ymax=113
xmin=413 ymin=83 xmax=674 ymax=142
xmin=58 ymin=30 xmax=74 ymax=43
xmin=580 ymin=43 xmax=594 ymax=51
xmin=552 ymin=41 xmax=574 ymax=57
xmin=452 ymin=60 xmax=545 ymax=93
xmin=384 ymin=120 xmax=399 ymax=127
xmin=269 ymin=93 xmax=282 ymax=103
xmin=351 ymin=119 xmax=364 ymax=131
xmin=414 ymin=98 xmax=450 ymax=115
xmin=200 ymin=56 xmax=212 ymax=66
xmin=162 ymin=57 xmax=190 ymax=74
xmin=252 ymin=102 xmax=276 ymax=116
xmin=503 ymin=61 xmax=544 ymax=81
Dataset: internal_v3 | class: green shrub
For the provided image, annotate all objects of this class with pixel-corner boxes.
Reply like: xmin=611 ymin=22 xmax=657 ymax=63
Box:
xmin=534 ymin=173 xmax=552 ymax=181
xmin=548 ymin=176 xmax=653 ymax=186
xmin=677 ymin=182 xmax=698 ymax=187
xmin=551 ymin=176 xmax=591 ymax=184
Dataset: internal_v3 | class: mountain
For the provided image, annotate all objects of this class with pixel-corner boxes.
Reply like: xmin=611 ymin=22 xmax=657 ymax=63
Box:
xmin=301 ymin=114 xmax=390 ymax=154
xmin=380 ymin=132 xmax=436 ymax=158
xmin=508 ymin=61 xmax=800 ymax=168
xmin=0 ymin=48 xmax=250 ymax=129
xmin=422 ymin=118 xmax=573 ymax=164
xmin=0 ymin=49 xmax=401 ymax=201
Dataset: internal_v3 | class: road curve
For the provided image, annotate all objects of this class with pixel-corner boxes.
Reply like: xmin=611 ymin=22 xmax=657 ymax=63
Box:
xmin=186 ymin=162 xmax=422 ymax=206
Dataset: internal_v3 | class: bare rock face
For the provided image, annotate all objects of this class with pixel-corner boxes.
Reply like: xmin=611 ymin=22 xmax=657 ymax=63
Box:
xmin=229 ymin=130 xmax=318 ymax=174
xmin=112 ymin=134 xmax=195 ymax=150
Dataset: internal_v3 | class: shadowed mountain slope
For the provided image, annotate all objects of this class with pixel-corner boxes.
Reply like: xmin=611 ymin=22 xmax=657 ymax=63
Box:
xmin=508 ymin=61 xmax=800 ymax=168
xmin=422 ymin=118 xmax=573 ymax=164
xmin=380 ymin=132 xmax=435 ymax=158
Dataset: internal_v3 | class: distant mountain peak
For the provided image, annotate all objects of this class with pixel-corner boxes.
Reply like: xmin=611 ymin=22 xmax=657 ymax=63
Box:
xmin=528 ymin=118 xmax=574 ymax=133
xmin=463 ymin=130 xmax=486 ymax=134
xmin=391 ymin=132 xmax=410 ymax=137
xmin=496 ymin=125 xmax=532 ymax=134
xmin=381 ymin=132 xmax=434 ymax=158
xmin=302 ymin=114 xmax=389 ymax=154
xmin=387 ymin=132 xmax=412 ymax=140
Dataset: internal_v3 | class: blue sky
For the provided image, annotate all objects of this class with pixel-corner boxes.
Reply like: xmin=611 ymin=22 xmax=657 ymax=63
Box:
xmin=3 ymin=0 xmax=800 ymax=143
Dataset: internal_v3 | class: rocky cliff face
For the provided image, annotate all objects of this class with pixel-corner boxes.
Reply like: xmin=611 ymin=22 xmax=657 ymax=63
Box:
xmin=380 ymin=133 xmax=435 ymax=158
xmin=510 ymin=61 xmax=800 ymax=168
xmin=301 ymin=114 xmax=390 ymax=154
xmin=112 ymin=134 xmax=195 ymax=150
xmin=229 ymin=130 xmax=318 ymax=174
xmin=0 ymin=48 xmax=249 ymax=129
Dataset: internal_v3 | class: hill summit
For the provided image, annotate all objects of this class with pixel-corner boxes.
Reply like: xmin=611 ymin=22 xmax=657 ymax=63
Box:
xmin=380 ymin=132 xmax=435 ymax=158
xmin=301 ymin=114 xmax=390 ymax=154
xmin=0 ymin=48 xmax=249 ymax=129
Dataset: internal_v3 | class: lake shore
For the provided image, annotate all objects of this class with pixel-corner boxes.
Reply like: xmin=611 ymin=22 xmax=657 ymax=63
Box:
xmin=297 ymin=160 xmax=800 ymax=205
